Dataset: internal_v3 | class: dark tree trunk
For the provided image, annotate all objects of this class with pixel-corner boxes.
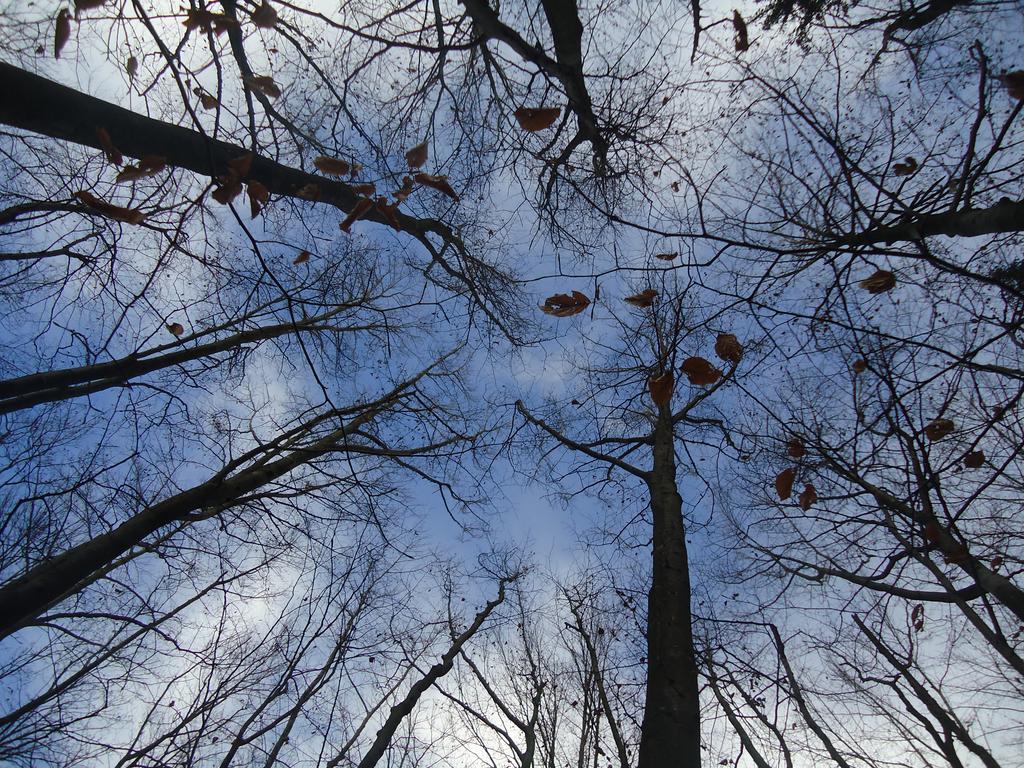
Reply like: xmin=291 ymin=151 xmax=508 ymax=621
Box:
xmin=843 ymin=199 xmax=1024 ymax=245
xmin=637 ymin=404 xmax=701 ymax=768
xmin=0 ymin=407 xmax=378 ymax=639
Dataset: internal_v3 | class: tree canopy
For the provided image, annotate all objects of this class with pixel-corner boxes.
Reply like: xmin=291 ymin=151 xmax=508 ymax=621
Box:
xmin=0 ymin=0 xmax=1022 ymax=766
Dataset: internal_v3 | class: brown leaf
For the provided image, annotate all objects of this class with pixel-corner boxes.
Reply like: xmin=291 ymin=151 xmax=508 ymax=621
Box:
xmin=393 ymin=176 xmax=415 ymax=203
xmin=624 ymin=289 xmax=658 ymax=308
xmin=963 ymin=450 xmax=985 ymax=469
xmin=859 ymin=269 xmax=896 ymax=294
xmin=680 ymin=357 xmax=722 ymax=386
xmin=852 ymin=358 xmax=867 ymax=374
xmin=96 ymin=127 xmax=123 ymax=166
xmin=996 ymin=71 xmax=1024 ymax=100
xmin=653 ymin=252 xmax=678 ymax=261
xmin=648 ymin=370 xmax=674 ymax=406
xmin=211 ymin=179 xmax=243 ymax=205
xmin=715 ymin=333 xmax=742 ymax=364
xmin=339 ymin=197 xmax=375 ymax=232
xmin=247 ymin=180 xmax=270 ymax=218
xmin=514 ymin=107 xmax=561 ymax=132
xmin=314 ymin=155 xmax=351 ymax=176
xmin=405 ymin=141 xmax=428 ymax=169
xmin=74 ymin=190 xmax=146 ymax=224
xmin=732 ymin=10 xmax=749 ymax=52
xmin=194 ymin=88 xmax=219 ymax=110
xmin=295 ymin=183 xmax=321 ymax=201
xmin=167 ymin=322 xmax=185 ymax=336
xmin=293 ymin=250 xmax=310 ymax=265
xmin=75 ymin=0 xmax=110 ymax=11
xmin=923 ymin=418 xmax=954 ymax=441
xmin=115 ymin=155 xmax=166 ymax=184
xmin=797 ymin=483 xmax=817 ymax=510
xmin=991 ymin=555 xmax=1004 ymax=570
xmin=243 ymin=75 xmax=281 ymax=100
xmin=184 ymin=9 xmax=237 ymax=34
xmin=351 ymin=183 xmax=376 ymax=196
xmin=911 ymin=603 xmax=924 ymax=632
xmin=540 ymin=291 xmax=590 ymax=318
xmin=375 ymin=198 xmax=402 ymax=230
xmin=126 ymin=55 xmax=138 ymax=79
xmin=892 ymin=157 xmax=918 ymax=176
xmin=414 ymin=173 xmax=459 ymax=201
xmin=775 ymin=467 xmax=796 ymax=501
xmin=227 ymin=154 xmax=254 ymax=180
xmin=251 ymin=1 xmax=278 ymax=28
xmin=787 ymin=438 xmax=805 ymax=459
xmin=55 ymin=10 xmax=71 ymax=59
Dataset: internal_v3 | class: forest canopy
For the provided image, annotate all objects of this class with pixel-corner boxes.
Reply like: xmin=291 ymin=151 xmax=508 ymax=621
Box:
xmin=0 ymin=0 xmax=1022 ymax=766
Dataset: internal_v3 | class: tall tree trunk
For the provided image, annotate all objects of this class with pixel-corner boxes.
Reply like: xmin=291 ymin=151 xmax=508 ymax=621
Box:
xmin=843 ymin=199 xmax=1024 ymax=245
xmin=0 ymin=406 xmax=380 ymax=639
xmin=637 ymin=404 xmax=701 ymax=768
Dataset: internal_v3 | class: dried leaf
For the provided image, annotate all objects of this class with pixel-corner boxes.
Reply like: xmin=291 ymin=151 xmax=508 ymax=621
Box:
xmin=211 ymin=179 xmax=243 ymax=205
xmin=996 ymin=71 xmax=1024 ymax=100
xmin=244 ymin=74 xmax=281 ymax=100
xmin=251 ymin=1 xmax=278 ymax=28
xmin=115 ymin=155 xmax=166 ymax=183
xmin=991 ymin=555 xmax=1004 ymax=570
xmin=963 ymin=450 xmax=985 ymax=469
xmin=924 ymin=521 xmax=941 ymax=545
xmin=798 ymin=483 xmax=817 ymax=510
xmin=75 ymin=0 xmax=110 ymax=11
xmin=293 ymin=250 xmax=310 ymax=265
xmin=96 ymin=127 xmax=123 ymax=166
xmin=715 ymin=333 xmax=742 ymax=364
xmin=732 ymin=10 xmax=749 ymax=52
xmin=296 ymin=183 xmax=321 ymax=201
xmin=787 ymin=438 xmax=805 ymax=459
xmin=393 ymin=176 xmax=415 ymax=203
xmin=859 ymin=269 xmax=896 ymax=294
xmin=405 ymin=141 xmax=428 ymax=169
xmin=74 ymin=190 xmax=146 ymax=224
xmin=514 ymin=107 xmax=561 ymax=132
xmin=648 ymin=371 xmax=674 ymax=406
xmin=924 ymin=418 xmax=954 ymax=441
xmin=351 ymin=183 xmax=376 ymax=196
xmin=195 ymin=88 xmax=219 ymax=110
xmin=314 ymin=155 xmax=351 ymax=176
xmin=55 ymin=9 xmax=71 ymax=59
xmin=375 ymin=197 xmax=402 ymax=230
xmin=892 ymin=157 xmax=918 ymax=176
xmin=653 ymin=252 xmax=678 ymax=261
xmin=775 ymin=467 xmax=796 ymax=501
xmin=227 ymin=154 xmax=254 ymax=180
xmin=167 ymin=322 xmax=185 ymax=336
xmin=680 ymin=356 xmax=722 ymax=386
xmin=184 ymin=9 xmax=237 ymax=34
xmin=852 ymin=358 xmax=867 ymax=374
xmin=911 ymin=603 xmax=924 ymax=632
xmin=247 ymin=180 xmax=270 ymax=218
xmin=126 ymin=55 xmax=138 ymax=79
xmin=540 ymin=291 xmax=590 ymax=318
xmin=339 ymin=197 xmax=375 ymax=232
xmin=414 ymin=172 xmax=459 ymax=201
xmin=624 ymin=288 xmax=658 ymax=308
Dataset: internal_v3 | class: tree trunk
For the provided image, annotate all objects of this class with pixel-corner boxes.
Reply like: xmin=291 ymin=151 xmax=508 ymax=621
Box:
xmin=637 ymin=404 xmax=701 ymax=768
xmin=843 ymin=199 xmax=1024 ymax=245
xmin=0 ymin=407 xmax=379 ymax=639
xmin=0 ymin=307 xmax=347 ymax=414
